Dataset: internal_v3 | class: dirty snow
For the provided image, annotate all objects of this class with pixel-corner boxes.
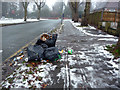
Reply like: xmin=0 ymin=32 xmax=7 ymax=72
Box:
xmin=57 ymin=44 xmax=119 ymax=88
xmin=58 ymin=21 xmax=120 ymax=88
xmin=1 ymin=61 xmax=57 ymax=88
xmin=98 ymin=38 xmax=118 ymax=42
xmin=70 ymin=21 xmax=118 ymax=38
xmin=0 ymin=18 xmax=48 ymax=24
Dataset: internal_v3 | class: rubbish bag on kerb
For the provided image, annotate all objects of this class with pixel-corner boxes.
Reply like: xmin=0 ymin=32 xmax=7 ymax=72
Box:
xmin=36 ymin=34 xmax=58 ymax=47
xmin=36 ymin=33 xmax=49 ymax=45
xmin=44 ymin=47 xmax=60 ymax=61
xmin=45 ymin=34 xmax=58 ymax=47
xmin=27 ymin=45 xmax=44 ymax=61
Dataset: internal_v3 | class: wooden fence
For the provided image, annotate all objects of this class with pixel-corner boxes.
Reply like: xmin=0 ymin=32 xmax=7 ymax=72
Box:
xmin=103 ymin=11 xmax=119 ymax=22
xmin=88 ymin=11 xmax=120 ymax=26
xmin=88 ymin=10 xmax=120 ymax=36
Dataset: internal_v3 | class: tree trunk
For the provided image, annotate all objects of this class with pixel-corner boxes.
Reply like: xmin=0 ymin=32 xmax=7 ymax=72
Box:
xmin=37 ymin=8 xmax=41 ymax=20
xmin=72 ymin=11 xmax=74 ymax=21
xmin=73 ymin=12 xmax=79 ymax=22
xmin=81 ymin=0 xmax=91 ymax=26
xmin=24 ymin=7 xmax=27 ymax=21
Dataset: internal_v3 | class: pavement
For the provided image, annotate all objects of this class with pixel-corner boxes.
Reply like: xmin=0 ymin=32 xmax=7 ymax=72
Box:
xmin=1 ymin=20 xmax=120 ymax=89
xmin=45 ymin=20 xmax=120 ymax=88
xmin=2 ymin=19 xmax=61 ymax=61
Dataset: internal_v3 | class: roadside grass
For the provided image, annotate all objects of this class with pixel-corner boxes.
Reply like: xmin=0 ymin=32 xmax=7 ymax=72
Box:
xmin=105 ymin=44 xmax=120 ymax=58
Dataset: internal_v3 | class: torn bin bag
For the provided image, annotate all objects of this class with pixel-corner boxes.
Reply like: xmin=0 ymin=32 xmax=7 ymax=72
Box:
xmin=44 ymin=47 xmax=60 ymax=61
xmin=27 ymin=45 xmax=44 ymax=61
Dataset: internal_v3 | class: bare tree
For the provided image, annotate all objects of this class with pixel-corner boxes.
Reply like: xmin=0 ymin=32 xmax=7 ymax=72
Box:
xmin=22 ymin=1 xmax=29 ymax=21
xmin=69 ymin=0 xmax=81 ymax=22
xmin=34 ymin=0 xmax=45 ymax=20
xmin=81 ymin=0 xmax=91 ymax=26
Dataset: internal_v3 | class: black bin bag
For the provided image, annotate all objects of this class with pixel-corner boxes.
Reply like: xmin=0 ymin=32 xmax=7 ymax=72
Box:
xmin=45 ymin=34 xmax=58 ymax=47
xmin=27 ymin=45 xmax=44 ymax=61
xmin=44 ymin=47 xmax=60 ymax=61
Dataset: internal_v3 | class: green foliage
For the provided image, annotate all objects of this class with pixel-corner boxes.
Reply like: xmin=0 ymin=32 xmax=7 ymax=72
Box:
xmin=26 ymin=71 xmax=34 ymax=74
xmin=7 ymin=78 xmax=14 ymax=83
xmin=76 ymin=25 xmax=81 ymax=27
xmin=115 ymin=48 xmax=120 ymax=54
xmin=26 ymin=64 xmax=32 ymax=67
xmin=22 ymin=61 xmax=26 ymax=64
xmin=106 ymin=44 xmax=120 ymax=58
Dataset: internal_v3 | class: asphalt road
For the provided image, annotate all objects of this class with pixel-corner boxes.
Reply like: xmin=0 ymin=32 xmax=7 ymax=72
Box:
xmin=2 ymin=19 xmax=61 ymax=61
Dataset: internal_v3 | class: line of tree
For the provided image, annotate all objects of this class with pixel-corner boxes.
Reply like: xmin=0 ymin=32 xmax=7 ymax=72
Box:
xmin=2 ymin=1 xmax=72 ymax=21
xmin=22 ymin=0 xmax=45 ymax=21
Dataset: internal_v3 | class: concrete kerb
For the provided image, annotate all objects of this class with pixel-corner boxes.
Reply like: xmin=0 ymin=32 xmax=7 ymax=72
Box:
xmin=50 ymin=24 xmax=64 ymax=34
xmin=3 ymin=23 xmax=62 ymax=64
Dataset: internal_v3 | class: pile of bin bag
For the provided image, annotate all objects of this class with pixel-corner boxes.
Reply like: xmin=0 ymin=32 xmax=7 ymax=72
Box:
xmin=27 ymin=33 xmax=61 ymax=62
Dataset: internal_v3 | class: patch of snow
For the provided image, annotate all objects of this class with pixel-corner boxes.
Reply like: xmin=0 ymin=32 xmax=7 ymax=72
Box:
xmin=0 ymin=19 xmax=25 ymax=24
xmin=57 ymin=67 xmax=66 ymax=86
xmin=70 ymin=21 xmax=118 ymax=38
xmin=66 ymin=64 xmax=69 ymax=88
xmin=0 ymin=50 xmax=3 ymax=53
xmin=88 ymin=25 xmax=96 ymax=30
xmin=98 ymin=38 xmax=118 ymax=42
xmin=70 ymin=68 xmax=83 ymax=88
xmin=85 ymin=66 xmax=93 ymax=71
xmin=0 ymin=18 xmax=48 ymax=24
xmin=1 ymin=61 xmax=57 ymax=88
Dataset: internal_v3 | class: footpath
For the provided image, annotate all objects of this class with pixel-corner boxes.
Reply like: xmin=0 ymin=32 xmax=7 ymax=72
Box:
xmin=0 ymin=20 xmax=120 ymax=89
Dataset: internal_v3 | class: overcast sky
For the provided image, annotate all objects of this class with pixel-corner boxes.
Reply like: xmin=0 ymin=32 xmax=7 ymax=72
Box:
xmin=27 ymin=0 xmax=118 ymax=12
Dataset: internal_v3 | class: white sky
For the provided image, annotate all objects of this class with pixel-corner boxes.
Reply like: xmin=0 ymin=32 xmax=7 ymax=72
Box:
xmin=46 ymin=0 xmax=57 ymax=8
xmin=28 ymin=0 xmax=68 ymax=12
xmin=46 ymin=0 xmax=68 ymax=9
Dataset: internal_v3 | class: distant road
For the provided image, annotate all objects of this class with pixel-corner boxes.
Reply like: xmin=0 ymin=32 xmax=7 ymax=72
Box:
xmin=2 ymin=19 xmax=61 ymax=61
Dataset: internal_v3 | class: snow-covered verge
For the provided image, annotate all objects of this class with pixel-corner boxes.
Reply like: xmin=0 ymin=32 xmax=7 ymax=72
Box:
xmin=0 ymin=18 xmax=48 ymax=24
xmin=70 ymin=20 xmax=118 ymax=39
xmin=0 ymin=59 xmax=57 ymax=88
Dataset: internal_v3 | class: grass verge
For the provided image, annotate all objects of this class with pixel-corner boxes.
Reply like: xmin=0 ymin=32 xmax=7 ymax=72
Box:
xmin=105 ymin=44 xmax=120 ymax=58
